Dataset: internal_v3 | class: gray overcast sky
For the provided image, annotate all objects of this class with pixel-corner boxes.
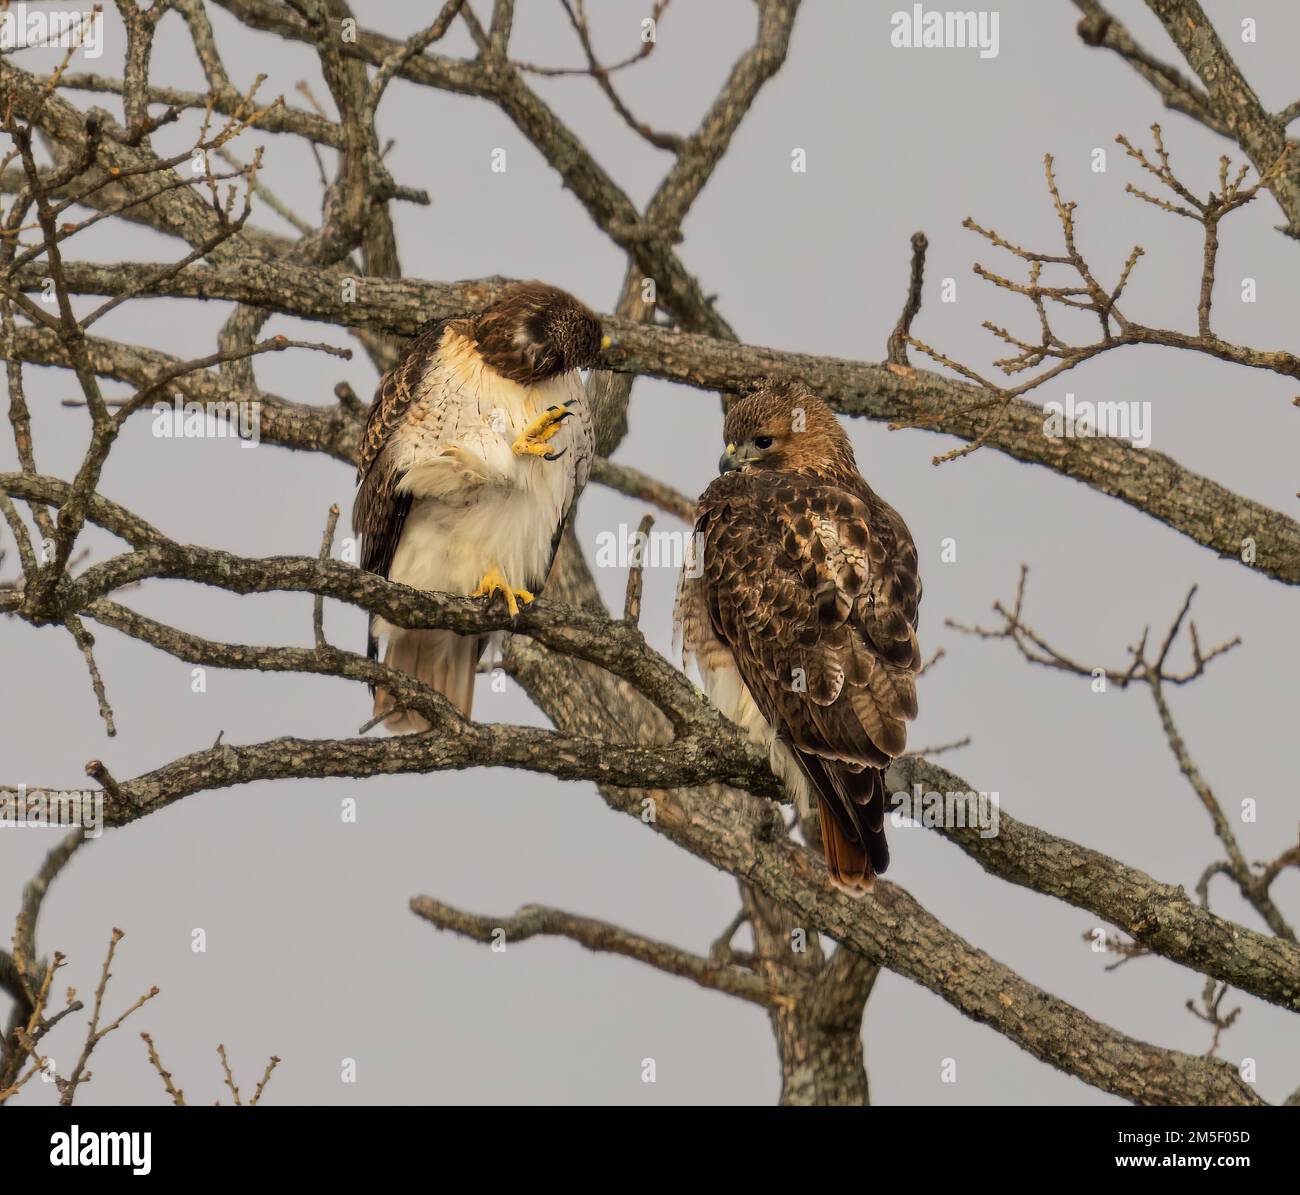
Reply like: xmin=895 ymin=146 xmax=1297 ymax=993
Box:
xmin=2 ymin=1 xmax=1296 ymax=1105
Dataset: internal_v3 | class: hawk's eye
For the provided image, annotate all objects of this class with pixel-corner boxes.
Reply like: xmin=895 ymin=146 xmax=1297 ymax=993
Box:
xmin=754 ymin=435 xmax=774 ymax=450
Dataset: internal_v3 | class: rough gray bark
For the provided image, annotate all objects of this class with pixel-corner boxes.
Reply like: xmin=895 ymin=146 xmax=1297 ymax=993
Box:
xmin=11 ymin=262 xmax=1296 ymax=587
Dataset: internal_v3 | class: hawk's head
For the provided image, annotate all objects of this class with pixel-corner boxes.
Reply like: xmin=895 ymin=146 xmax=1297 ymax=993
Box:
xmin=472 ymin=281 xmax=610 ymax=384
xmin=718 ymin=382 xmax=855 ymax=477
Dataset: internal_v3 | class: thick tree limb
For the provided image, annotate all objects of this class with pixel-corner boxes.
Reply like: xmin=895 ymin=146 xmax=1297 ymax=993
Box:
xmin=1143 ymin=0 xmax=1300 ymax=237
xmin=6 ymin=472 xmax=1292 ymax=1017
xmin=210 ymin=0 xmax=748 ymax=338
xmin=1074 ymin=0 xmax=1300 ymax=237
xmin=501 ymin=546 xmax=1266 ymax=1106
xmin=11 ymin=268 xmax=1298 ymax=587
xmin=889 ymin=757 xmax=1300 ymax=1014
xmin=1074 ymin=0 xmax=1231 ymax=136
xmin=1 ymin=503 xmax=1277 ymax=1103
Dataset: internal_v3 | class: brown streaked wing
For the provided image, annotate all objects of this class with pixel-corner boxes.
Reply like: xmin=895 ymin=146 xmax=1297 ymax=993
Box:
xmin=353 ymin=319 xmax=452 ymax=661
xmin=694 ymin=469 xmax=921 ymax=771
xmin=355 ymin=318 xmax=452 ymax=482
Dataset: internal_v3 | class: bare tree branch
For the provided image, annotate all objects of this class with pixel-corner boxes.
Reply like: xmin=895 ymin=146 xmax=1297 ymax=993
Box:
xmin=410 ymin=895 xmax=776 ymax=1007
xmin=1073 ymin=0 xmax=1300 ymax=237
xmin=9 ymin=264 xmax=1297 ymax=587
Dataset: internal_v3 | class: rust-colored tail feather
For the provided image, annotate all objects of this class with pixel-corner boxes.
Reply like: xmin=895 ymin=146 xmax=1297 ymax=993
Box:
xmin=801 ymin=757 xmax=890 ymax=898
xmin=817 ymin=796 xmax=876 ymax=896
xmin=374 ymin=629 xmax=480 ymax=732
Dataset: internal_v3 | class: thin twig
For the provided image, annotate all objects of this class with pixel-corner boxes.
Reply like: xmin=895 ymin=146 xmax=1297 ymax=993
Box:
xmin=622 ymin=513 xmax=654 ymax=625
xmin=887 ymin=231 xmax=928 ymax=367
xmin=313 ymin=504 xmax=340 ymax=649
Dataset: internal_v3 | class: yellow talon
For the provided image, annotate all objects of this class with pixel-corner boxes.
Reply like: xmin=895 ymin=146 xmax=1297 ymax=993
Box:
xmin=472 ymin=567 xmax=534 ymax=616
xmin=513 ymin=402 xmax=575 ymax=461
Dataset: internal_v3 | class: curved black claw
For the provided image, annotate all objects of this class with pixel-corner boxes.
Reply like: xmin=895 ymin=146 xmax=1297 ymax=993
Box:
xmin=542 ymin=446 xmax=568 ymax=461
xmin=547 ymin=405 xmax=576 ymax=422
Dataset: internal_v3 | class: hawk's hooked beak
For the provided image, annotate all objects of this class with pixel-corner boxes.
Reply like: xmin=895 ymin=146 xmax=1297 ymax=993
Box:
xmin=720 ymin=440 xmax=762 ymax=474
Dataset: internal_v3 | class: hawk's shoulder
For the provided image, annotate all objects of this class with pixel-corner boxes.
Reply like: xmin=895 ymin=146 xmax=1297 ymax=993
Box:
xmin=352 ymin=317 xmax=466 ymax=660
xmin=357 ymin=317 xmax=461 ymax=483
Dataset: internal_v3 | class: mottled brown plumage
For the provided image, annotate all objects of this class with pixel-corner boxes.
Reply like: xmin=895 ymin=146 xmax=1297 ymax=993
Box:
xmin=354 ymin=282 xmax=603 ymax=731
xmin=676 ymin=382 xmax=922 ymax=894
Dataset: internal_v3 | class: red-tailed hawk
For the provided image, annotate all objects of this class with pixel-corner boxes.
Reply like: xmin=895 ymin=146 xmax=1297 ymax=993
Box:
xmin=675 ymin=384 xmax=922 ymax=895
xmin=354 ymin=282 xmax=607 ymax=731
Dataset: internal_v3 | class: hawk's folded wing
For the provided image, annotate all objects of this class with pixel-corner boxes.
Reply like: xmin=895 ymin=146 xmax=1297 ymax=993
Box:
xmin=687 ymin=470 xmax=921 ymax=862
xmin=353 ymin=318 xmax=452 ymax=660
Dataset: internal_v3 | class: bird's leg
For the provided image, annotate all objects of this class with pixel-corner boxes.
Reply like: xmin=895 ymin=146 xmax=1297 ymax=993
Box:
xmin=512 ymin=400 xmax=575 ymax=461
xmin=472 ymin=566 xmax=534 ymax=617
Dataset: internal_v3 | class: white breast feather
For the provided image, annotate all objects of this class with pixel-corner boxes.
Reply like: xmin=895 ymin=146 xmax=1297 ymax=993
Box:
xmin=374 ymin=333 xmax=586 ymax=643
